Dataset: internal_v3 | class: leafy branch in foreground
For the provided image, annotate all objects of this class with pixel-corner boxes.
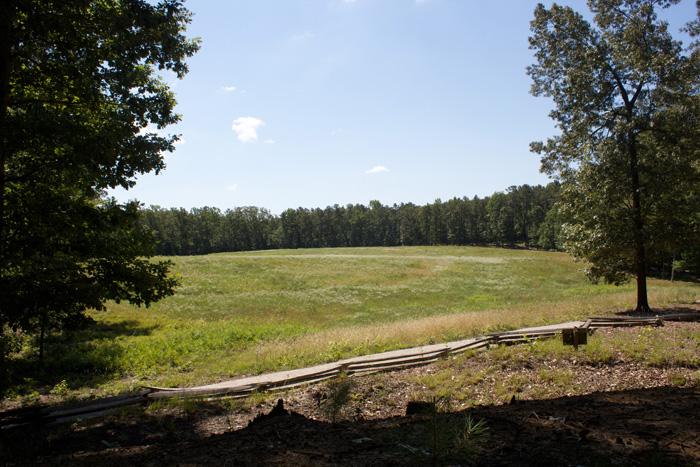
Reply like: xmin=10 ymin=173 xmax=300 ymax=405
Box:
xmin=0 ymin=0 xmax=199 ymax=385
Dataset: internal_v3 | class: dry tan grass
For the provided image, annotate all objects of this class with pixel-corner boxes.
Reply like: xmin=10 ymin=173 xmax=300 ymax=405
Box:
xmin=207 ymin=287 xmax=695 ymax=382
xmin=11 ymin=246 xmax=697 ymax=397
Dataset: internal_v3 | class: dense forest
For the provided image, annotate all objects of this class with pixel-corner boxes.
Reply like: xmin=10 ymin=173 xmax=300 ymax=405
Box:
xmin=139 ymin=181 xmax=698 ymax=278
xmin=140 ymin=183 xmax=563 ymax=255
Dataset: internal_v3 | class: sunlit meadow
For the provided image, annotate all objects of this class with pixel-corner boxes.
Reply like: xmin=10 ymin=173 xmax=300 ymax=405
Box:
xmin=11 ymin=246 xmax=698 ymax=400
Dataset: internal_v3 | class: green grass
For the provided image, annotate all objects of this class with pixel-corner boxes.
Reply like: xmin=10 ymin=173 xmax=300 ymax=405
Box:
xmin=411 ymin=322 xmax=700 ymax=405
xmin=5 ymin=246 xmax=699 ymax=402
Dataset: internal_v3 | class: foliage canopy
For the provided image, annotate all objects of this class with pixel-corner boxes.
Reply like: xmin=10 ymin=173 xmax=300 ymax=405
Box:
xmin=0 ymin=0 xmax=199 ymax=364
xmin=528 ymin=0 xmax=700 ymax=312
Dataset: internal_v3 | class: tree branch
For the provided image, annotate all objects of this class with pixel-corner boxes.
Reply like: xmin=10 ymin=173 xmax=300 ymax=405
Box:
xmin=590 ymin=121 xmax=613 ymax=139
xmin=629 ymin=80 xmax=645 ymax=107
xmin=10 ymin=97 xmax=82 ymax=107
xmin=610 ymin=68 xmax=631 ymax=109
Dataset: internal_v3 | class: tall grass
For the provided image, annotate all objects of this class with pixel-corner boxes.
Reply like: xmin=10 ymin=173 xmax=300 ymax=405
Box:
xmin=7 ymin=246 xmax=698 ymax=400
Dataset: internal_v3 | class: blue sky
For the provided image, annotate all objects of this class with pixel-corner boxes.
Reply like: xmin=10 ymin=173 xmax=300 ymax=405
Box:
xmin=112 ymin=0 xmax=697 ymax=213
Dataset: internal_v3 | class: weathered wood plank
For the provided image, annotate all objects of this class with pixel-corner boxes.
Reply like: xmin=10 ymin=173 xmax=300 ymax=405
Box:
xmin=4 ymin=311 xmax=698 ymax=428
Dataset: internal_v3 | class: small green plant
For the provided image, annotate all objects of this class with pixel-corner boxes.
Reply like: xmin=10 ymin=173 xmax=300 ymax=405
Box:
xmin=537 ymin=368 xmax=575 ymax=387
xmin=494 ymin=374 xmax=529 ymax=401
xmin=144 ymin=398 xmax=168 ymax=414
xmin=421 ymin=397 xmax=489 ymax=463
xmin=145 ymin=395 xmax=201 ymax=417
xmin=320 ymin=372 xmax=354 ymax=422
xmin=49 ymin=379 xmax=70 ymax=397
xmin=21 ymin=390 xmax=41 ymax=407
xmin=180 ymin=396 xmax=199 ymax=417
xmin=217 ymin=397 xmax=245 ymax=412
xmin=454 ymin=414 xmax=489 ymax=455
xmin=667 ymin=372 xmax=687 ymax=387
xmin=426 ymin=396 xmax=450 ymax=464
xmin=247 ymin=390 xmax=273 ymax=407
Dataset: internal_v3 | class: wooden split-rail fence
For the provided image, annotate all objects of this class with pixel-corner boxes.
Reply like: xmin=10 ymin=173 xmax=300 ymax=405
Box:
xmin=2 ymin=312 xmax=698 ymax=429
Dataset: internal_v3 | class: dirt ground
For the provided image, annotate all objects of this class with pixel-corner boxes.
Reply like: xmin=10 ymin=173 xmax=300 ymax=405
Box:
xmin=3 ymin=386 xmax=698 ymax=466
xmin=2 ymin=318 xmax=699 ymax=466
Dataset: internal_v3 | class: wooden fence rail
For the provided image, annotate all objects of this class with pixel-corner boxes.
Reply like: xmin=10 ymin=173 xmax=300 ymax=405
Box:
xmin=2 ymin=312 xmax=697 ymax=429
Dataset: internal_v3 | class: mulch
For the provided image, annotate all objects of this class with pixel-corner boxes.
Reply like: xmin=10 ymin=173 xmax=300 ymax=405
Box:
xmin=3 ymin=386 xmax=697 ymax=466
xmin=2 ymin=313 xmax=699 ymax=466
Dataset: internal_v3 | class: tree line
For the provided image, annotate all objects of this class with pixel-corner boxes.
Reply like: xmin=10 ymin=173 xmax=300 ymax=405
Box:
xmin=140 ymin=178 xmax=698 ymax=279
xmin=141 ymin=183 xmax=563 ymax=255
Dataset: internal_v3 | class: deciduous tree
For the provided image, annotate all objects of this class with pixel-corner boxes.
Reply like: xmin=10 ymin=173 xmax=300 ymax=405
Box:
xmin=528 ymin=0 xmax=699 ymax=312
xmin=0 ymin=0 xmax=199 ymax=366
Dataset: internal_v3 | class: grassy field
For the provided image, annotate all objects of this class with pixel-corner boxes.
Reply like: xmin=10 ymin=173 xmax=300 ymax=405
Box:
xmin=7 ymin=246 xmax=699 ymax=402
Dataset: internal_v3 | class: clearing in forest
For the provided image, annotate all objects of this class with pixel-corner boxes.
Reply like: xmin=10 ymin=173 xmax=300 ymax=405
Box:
xmin=6 ymin=246 xmax=698 ymax=404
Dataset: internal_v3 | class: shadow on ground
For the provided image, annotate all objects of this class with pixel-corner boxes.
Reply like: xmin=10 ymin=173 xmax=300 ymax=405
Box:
xmin=4 ymin=320 xmax=159 ymax=396
xmin=615 ymin=305 xmax=700 ymax=317
xmin=3 ymin=385 xmax=698 ymax=466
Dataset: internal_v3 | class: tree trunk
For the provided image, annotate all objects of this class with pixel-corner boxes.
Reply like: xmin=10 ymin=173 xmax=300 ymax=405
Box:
xmin=0 ymin=2 xmax=13 ymax=271
xmin=670 ymin=254 xmax=675 ymax=282
xmin=38 ymin=306 xmax=47 ymax=363
xmin=0 ymin=4 xmax=13 ymax=355
xmin=635 ymin=260 xmax=650 ymax=312
xmin=628 ymin=132 xmax=651 ymax=314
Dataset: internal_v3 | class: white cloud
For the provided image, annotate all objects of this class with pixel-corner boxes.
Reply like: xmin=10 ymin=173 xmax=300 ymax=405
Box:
xmin=222 ymin=85 xmax=237 ymax=92
xmin=365 ymin=165 xmax=389 ymax=174
xmin=264 ymin=139 xmax=276 ymax=144
xmin=232 ymin=117 xmax=264 ymax=143
xmin=226 ymin=184 xmax=238 ymax=192
xmin=290 ymin=31 xmax=315 ymax=42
